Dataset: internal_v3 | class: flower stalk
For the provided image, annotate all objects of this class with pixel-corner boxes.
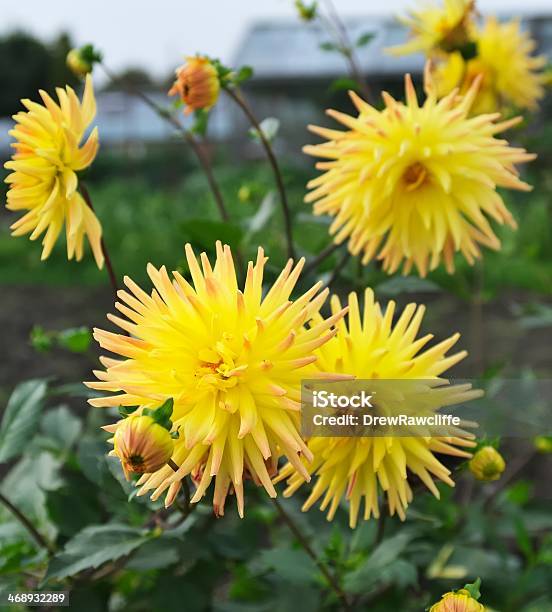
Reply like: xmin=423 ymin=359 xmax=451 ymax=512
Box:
xmin=223 ymin=86 xmax=295 ymax=260
xmin=271 ymin=497 xmax=351 ymax=610
xmin=100 ymin=63 xmax=231 ymax=225
xmin=0 ymin=491 xmax=55 ymax=556
xmin=79 ymin=183 xmax=119 ymax=295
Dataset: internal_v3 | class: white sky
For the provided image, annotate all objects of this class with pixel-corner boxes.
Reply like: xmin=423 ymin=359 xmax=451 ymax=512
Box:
xmin=2 ymin=0 xmax=550 ymax=77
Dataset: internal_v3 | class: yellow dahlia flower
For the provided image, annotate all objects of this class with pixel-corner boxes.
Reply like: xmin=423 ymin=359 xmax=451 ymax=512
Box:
xmin=468 ymin=445 xmax=505 ymax=481
xmin=111 ymin=415 xmax=174 ymax=480
xmin=430 ymin=589 xmax=485 ymax=611
xmin=168 ymin=56 xmax=220 ymax=115
xmin=276 ymin=289 xmax=478 ymax=527
xmin=4 ymin=75 xmax=103 ymax=267
xmin=434 ymin=17 xmax=547 ymax=114
xmin=387 ymin=0 xmax=475 ymax=56
xmin=86 ymin=243 xmax=347 ymax=517
xmin=304 ymin=65 xmax=535 ymax=276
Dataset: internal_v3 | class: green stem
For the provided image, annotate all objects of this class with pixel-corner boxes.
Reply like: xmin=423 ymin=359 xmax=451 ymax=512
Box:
xmin=0 ymin=491 xmax=55 ymax=556
xmin=271 ymin=498 xmax=351 ymax=610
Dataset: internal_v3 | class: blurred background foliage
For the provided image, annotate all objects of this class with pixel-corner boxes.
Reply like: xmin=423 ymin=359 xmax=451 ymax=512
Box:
xmin=0 ymin=16 xmax=551 ymax=612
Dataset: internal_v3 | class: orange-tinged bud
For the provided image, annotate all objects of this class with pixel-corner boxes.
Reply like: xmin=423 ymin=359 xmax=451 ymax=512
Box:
xmin=113 ymin=415 xmax=174 ymax=479
xmin=469 ymin=446 xmax=506 ymax=481
xmin=168 ymin=56 xmax=220 ymax=115
xmin=430 ymin=589 xmax=485 ymax=612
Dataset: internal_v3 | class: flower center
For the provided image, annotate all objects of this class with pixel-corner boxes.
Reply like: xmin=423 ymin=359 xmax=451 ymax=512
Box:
xmin=403 ymin=162 xmax=428 ymax=191
xmin=127 ymin=454 xmax=145 ymax=470
xmin=194 ymin=339 xmax=246 ymax=390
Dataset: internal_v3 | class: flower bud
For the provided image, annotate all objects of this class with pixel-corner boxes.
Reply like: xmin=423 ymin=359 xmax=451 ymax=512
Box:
xmin=168 ymin=56 xmax=220 ymax=115
xmin=534 ymin=435 xmax=552 ymax=453
xmin=295 ymin=1 xmax=317 ymax=21
xmin=113 ymin=415 xmax=174 ymax=479
xmin=430 ymin=590 xmax=485 ymax=612
xmin=66 ymin=45 xmax=102 ymax=77
xmin=469 ymin=446 xmax=506 ymax=481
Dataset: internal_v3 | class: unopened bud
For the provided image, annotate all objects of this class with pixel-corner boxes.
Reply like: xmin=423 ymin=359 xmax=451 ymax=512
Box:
xmin=469 ymin=446 xmax=505 ymax=481
xmin=430 ymin=589 xmax=485 ymax=612
xmin=113 ymin=415 xmax=174 ymax=479
xmin=66 ymin=44 xmax=102 ymax=77
xmin=168 ymin=56 xmax=220 ymax=115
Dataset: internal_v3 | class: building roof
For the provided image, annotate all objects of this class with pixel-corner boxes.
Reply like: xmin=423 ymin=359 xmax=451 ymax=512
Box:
xmin=233 ymin=17 xmax=423 ymax=81
xmin=233 ymin=12 xmax=552 ymax=82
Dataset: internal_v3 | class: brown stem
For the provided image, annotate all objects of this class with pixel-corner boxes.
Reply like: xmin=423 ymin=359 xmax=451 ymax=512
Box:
xmin=271 ymin=498 xmax=351 ymax=610
xmin=321 ymin=0 xmax=373 ymax=102
xmin=303 ymin=242 xmax=342 ymax=276
xmin=79 ymin=183 xmax=118 ymax=295
xmin=0 ymin=491 xmax=55 ymax=556
xmin=324 ymin=251 xmax=351 ymax=291
xmin=100 ymin=63 xmax=231 ymax=225
xmin=224 ymin=87 xmax=295 ymax=260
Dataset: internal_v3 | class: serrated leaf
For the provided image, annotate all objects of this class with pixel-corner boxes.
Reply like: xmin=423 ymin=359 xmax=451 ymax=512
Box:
xmin=257 ymin=547 xmax=317 ymax=585
xmin=0 ymin=379 xmax=48 ymax=462
xmin=344 ymin=531 xmax=414 ymax=593
xmin=41 ymin=406 xmax=82 ymax=452
xmin=124 ymin=536 xmax=180 ymax=571
xmin=43 ymin=524 xmax=153 ymax=583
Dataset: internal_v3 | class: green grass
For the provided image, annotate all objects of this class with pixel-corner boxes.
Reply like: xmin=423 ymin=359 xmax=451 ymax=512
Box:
xmin=1 ymin=150 xmax=552 ymax=297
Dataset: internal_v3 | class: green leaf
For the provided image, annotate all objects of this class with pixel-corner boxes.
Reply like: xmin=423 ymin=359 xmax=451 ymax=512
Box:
xmin=57 ymin=327 xmax=92 ymax=353
xmin=249 ymin=117 xmax=280 ymax=143
xmin=234 ymin=65 xmax=254 ymax=84
xmin=257 ymin=547 xmax=317 ymax=585
xmin=0 ymin=379 xmax=48 ymax=462
xmin=43 ymin=524 xmax=154 ymax=583
xmin=319 ymin=41 xmax=338 ymax=52
xmin=356 ymin=32 xmax=375 ymax=47
xmin=118 ymin=405 xmax=138 ymax=418
xmin=462 ymin=577 xmax=482 ymax=600
xmin=344 ymin=531 xmax=414 ymax=593
xmin=124 ymin=536 xmax=180 ymax=571
xmin=191 ymin=108 xmax=209 ymax=136
xmin=30 ymin=326 xmax=54 ymax=353
xmin=142 ymin=398 xmax=173 ymax=430
xmin=329 ymin=77 xmax=360 ymax=93
xmin=41 ymin=406 xmax=82 ymax=452
xmin=181 ymin=218 xmax=243 ymax=251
